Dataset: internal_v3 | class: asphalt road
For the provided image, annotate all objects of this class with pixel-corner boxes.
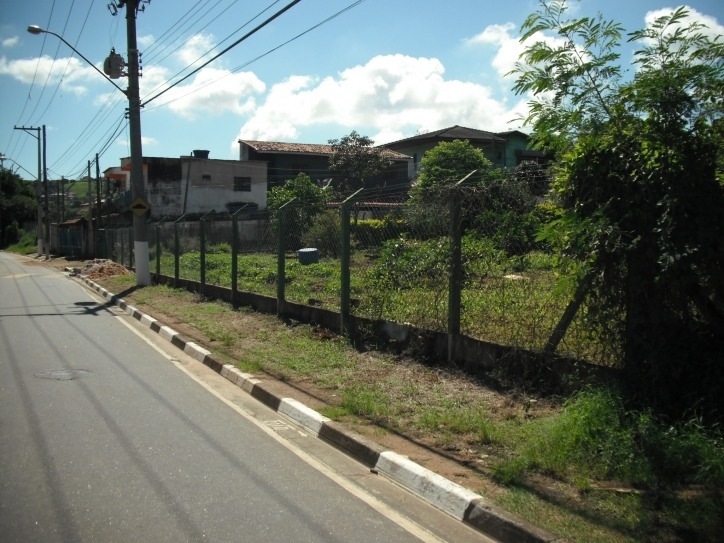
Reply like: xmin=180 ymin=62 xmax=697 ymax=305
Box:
xmin=0 ymin=252 xmax=495 ymax=543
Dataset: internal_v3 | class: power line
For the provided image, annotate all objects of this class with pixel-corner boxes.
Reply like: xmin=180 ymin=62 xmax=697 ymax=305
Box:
xmin=4 ymin=1 xmax=57 ymax=163
xmin=33 ymin=0 xmax=94 ymax=124
xmin=140 ymin=1 xmax=280 ymax=101
xmin=141 ymin=0 xmax=227 ymax=65
xmin=26 ymin=0 xmax=74 ymax=125
xmin=143 ymin=0 xmax=302 ymax=106
xmin=144 ymin=0 xmax=366 ymax=112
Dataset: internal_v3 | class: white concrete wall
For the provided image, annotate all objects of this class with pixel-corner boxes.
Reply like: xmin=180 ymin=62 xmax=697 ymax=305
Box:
xmin=146 ymin=158 xmax=267 ymax=218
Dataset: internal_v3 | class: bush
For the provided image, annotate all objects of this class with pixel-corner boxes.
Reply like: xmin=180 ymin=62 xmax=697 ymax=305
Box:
xmin=207 ymin=242 xmax=231 ymax=254
xmin=497 ymin=387 xmax=724 ymax=487
xmin=303 ymin=210 xmax=342 ymax=258
xmin=351 ymin=217 xmax=405 ymax=248
xmin=5 ymin=227 xmax=37 ymax=255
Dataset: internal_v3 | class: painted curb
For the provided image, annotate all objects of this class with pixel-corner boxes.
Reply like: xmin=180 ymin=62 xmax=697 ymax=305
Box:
xmin=79 ymin=276 xmax=562 ymax=543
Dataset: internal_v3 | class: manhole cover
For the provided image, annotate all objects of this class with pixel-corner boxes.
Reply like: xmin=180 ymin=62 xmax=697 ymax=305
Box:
xmin=34 ymin=369 xmax=91 ymax=381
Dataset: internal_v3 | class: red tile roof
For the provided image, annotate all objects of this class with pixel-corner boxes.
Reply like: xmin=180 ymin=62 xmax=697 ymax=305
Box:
xmin=239 ymin=140 xmax=410 ymax=160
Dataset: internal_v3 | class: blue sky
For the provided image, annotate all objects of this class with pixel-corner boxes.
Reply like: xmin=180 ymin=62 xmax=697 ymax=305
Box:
xmin=1 ymin=0 xmax=722 ymax=182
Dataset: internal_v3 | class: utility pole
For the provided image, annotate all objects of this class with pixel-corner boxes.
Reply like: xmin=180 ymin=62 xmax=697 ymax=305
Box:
xmin=96 ymin=156 xmax=102 ymax=229
xmin=14 ymin=124 xmax=44 ymax=256
xmin=115 ymin=0 xmax=151 ymax=285
xmin=43 ymin=125 xmax=50 ymax=258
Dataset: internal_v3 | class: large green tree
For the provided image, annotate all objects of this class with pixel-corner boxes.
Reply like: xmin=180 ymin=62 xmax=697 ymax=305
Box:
xmin=513 ymin=1 xmax=724 ymax=415
xmin=0 ymin=169 xmax=36 ymax=247
xmin=267 ymin=173 xmax=330 ymax=250
xmin=405 ymin=139 xmax=492 ymax=237
xmin=328 ymin=131 xmax=392 ymax=194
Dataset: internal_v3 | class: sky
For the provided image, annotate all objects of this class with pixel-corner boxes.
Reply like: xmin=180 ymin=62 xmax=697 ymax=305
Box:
xmin=1 ymin=0 xmax=722 ymax=182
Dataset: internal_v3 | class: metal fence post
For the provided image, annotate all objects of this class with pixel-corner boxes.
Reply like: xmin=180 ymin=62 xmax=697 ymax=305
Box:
xmin=448 ymin=171 xmax=476 ymax=364
xmin=120 ymin=228 xmax=125 ymax=268
xmin=276 ymin=199 xmax=296 ymax=317
xmin=231 ymin=205 xmax=249 ymax=306
xmin=155 ymin=217 xmax=168 ymax=280
xmin=174 ymin=214 xmax=185 ymax=286
xmin=341 ymin=189 xmax=364 ymax=334
xmin=199 ymin=210 xmax=215 ymax=295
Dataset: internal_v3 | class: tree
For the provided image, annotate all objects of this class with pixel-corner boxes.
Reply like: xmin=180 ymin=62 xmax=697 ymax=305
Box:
xmin=267 ymin=173 xmax=330 ymax=250
xmin=405 ymin=139 xmax=492 ymax=237
xmin=328 ymin=131 xmax=392 ymax=194
xmin=0 ymin=169 xmax=36 ymax=248
xmin=512 ymin=1 xmax=724 ymax=416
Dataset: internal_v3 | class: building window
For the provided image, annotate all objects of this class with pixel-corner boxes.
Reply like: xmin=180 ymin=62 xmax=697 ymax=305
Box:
xmin=202 ymin=174 xmax=211 ymax=182
xmin=234 ymin=176 xmax=251 ymax=191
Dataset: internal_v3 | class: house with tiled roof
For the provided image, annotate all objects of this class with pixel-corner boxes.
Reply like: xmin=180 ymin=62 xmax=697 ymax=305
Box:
xmin=381 ymin=125 xmax=548 ymax=176
xmin=238 ymin=139 xmax=411 ymax=190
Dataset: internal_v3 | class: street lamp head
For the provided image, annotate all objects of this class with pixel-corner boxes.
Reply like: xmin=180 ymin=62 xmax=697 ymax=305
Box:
xmin=27 ymin=25 xmax=45 ymax=35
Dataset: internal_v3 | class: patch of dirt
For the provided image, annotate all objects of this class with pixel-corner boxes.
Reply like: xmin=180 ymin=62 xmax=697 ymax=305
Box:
xmin=79 ymin=259 xmax=133 ymax=280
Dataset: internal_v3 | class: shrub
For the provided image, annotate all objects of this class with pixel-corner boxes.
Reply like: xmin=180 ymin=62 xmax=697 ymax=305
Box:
xmin=303 ymin=210 xmax=342 ymax=258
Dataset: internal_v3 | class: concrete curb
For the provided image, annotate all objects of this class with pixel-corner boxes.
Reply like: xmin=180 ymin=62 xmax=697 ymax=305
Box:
xmin=78 ymin=275 xmax=563 ymax=543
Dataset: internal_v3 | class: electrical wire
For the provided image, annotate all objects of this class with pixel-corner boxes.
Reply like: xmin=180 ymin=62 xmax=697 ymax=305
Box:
xmin=144 ymin=0 xmax=366 ymax=112
xmin=61 ymin=111 xmax=128 ymax=178
xmin=141 ymin=0 xmax=224 ymax=65
xmin=50 ymin=91 xmax=127 ymax=172
xmin=62 ymin=114 xmax=127 ymax=181
xmin=142 ymin=0 xmax=302 ymax=107
xmin=140 ymin=1 xmax=280 ymax=101
xmin=33 ymin=0 xmax=94 ymax=124
xmin=4 ymin=1 xmax=57 ymax=164
xmin=26 ymin=0 xmax=74 ymax=125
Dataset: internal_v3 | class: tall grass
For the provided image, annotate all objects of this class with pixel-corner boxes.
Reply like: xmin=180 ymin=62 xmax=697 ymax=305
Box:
xmin=493 ymin=387 xmax=724 ymax=488
xmin=5 ymin=228 xmax=37 ymax=255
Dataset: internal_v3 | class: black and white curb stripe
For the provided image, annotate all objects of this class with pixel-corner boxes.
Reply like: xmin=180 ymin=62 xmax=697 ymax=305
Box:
xmin=78 ymin=275 xmax=562 ymax=543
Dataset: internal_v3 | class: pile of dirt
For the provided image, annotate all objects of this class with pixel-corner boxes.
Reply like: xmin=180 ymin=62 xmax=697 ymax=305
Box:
xmin=80 ymin=259 xmax=132 ymax=280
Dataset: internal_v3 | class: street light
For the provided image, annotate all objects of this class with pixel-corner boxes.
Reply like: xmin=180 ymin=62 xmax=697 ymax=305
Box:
xmin=27 ymin=13 xmax=151 ymax=286
xmin=27 ymin=26 xmax=127 ymax=95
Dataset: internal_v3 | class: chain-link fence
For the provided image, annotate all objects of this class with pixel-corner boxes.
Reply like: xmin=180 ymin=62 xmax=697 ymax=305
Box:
xmin=100 ymin=171 xmax=621 ymax=367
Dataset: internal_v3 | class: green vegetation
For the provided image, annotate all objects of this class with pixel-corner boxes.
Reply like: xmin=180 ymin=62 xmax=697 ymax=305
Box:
xmin=493 ymin=388 xmax=724 ymax=488
xmin=328 ymin=130 xmax=392 ymax=193
xmin=1 ymin=168 xmax=36 ymax=249
xmin=513 ymin=1 xmax=724 ymax=417
xmin=4 ymin=228 xmax=37 ymax=255
xmin=267 ymin=173 xmax=330 ymax=251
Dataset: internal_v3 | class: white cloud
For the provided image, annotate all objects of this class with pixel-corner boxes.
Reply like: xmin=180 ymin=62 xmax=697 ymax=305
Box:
xmin=158 ymin=67 xmax=265 ymax=120
xmin=465 ymin=22 xmax=568 ymax=81
xmin=0 ymin=54 xmax=105 ymax=96
xmin=175 ymin=33 xmax=217 ymax=69
xmin=138 ymin=34 xmax=155 ymax=49
xmin=644 ymin=5 xmax=724 ymax=41
xmin=2 ymin=36 xmax=19 ymax=48
xmin=232 ymin=54 xmax=528 ymax=148
xmin=135 ymin=33 xmax=264 ymax=119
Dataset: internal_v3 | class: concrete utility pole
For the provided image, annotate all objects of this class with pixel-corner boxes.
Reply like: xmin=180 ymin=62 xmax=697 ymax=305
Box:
xmin=43 ymin=125 xmax=50 ymax=258
xmin=120 ymin=0 xmax=151 ymax=285
xmin=13 ymin=125 xmax=45 ymax=257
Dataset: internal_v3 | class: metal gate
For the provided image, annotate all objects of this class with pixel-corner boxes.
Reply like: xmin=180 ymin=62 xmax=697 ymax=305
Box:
xmin=58 ymin=227 xmax=83 ymax=258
